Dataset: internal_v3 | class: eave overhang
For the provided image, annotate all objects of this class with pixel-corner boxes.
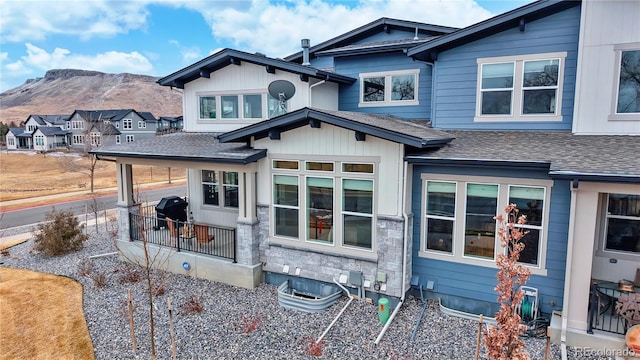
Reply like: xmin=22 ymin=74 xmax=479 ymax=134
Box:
xmin=404 ymin=157 xmax=551 ymax=171
xmin=157 ymin=49 xmax=356 ymax=89
xmin=407 ymin=0 xmax=581 ymax=61
xmin=91 ymin=149 xmax=267 ymax=165
xmin=548 ymin=171 xmax=640 ymax=184
xmin=218 ymin=108 xmax=454 ymax=149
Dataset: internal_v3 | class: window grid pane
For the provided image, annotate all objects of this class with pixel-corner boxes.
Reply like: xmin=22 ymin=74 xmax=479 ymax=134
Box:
xmin=391 ymin=74 xmax=415 ymax=100
xmin=243 ymin=94 xmax=263 ymax=118
xmin=426 ymin=181 xmax=456 ymax=254
xmin=363 ymin=76 xmax=385 ymax=102
xmin=221 ymin=96 xmax=239 ymax=118
xmin=464 ymin=183 xmax=498 ymax=259
xmin=200 ymin=96 xmax=216 ymax=119
xmin=616 ymin=50 xmax=640 ymax=114
xmin=605 ymin=193 xmax=640 ymax=254
xmin=307 ymin=177 xmax=334 ymax=244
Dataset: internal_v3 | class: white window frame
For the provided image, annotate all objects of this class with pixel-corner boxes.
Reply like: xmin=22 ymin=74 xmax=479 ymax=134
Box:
xmin=89 ymin=131 xmax=101 ymax=146
xmin=138 ymin=120 xmax=146 ymax=128
xmin=419 ymin=173 xmax=552 ymax=275
xmin=197 ymin=91 xmax=268 ymax=122
xmin=34 ymin=135 xmax=44 ymax=146
xmin=72 ymin=135 xmax=84 ymax=145
xmin=475 ymin=52 xmax=566 ymax=122
xmin=596 ymin=193 xmax=640 ymax=261
xmin=115 ymin=122 xmax=119 ymax=129
xmin=200 ymin=170 xmax=239 ymax=209
xmin=123 ymin=119 xmax=132 ymax=130
xmin=126 ymin=135 xmax=134 ymax=143
xmin=270 ymin=157 xmax=377 ymax=258
xmin=359 ymin=69 xmax=420 ymax=107
xmin=71 ymin=121 xmax=84 ymax=130
xmin=609 ymin=43 xmax=640 ymax=121
xmin=115 ymin=135 xmax=121 ymax=144
xmin=8 ymin=138 xmax=15 ymax=146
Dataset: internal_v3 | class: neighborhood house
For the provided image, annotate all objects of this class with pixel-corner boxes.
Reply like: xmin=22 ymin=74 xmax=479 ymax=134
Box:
xmin=90 ymin=0 xmax=640 ymax=354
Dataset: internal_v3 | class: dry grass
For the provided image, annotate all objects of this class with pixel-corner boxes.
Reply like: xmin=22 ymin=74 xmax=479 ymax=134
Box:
xmin=0 ymin=267 xmax=95 ymax=360
xmin=0 ymin=151 xmax=185 ymax=203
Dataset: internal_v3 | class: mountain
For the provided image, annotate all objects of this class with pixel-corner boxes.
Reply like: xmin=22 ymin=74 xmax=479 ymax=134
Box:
xmin=0 ymin=69 xmax=183 ymax=125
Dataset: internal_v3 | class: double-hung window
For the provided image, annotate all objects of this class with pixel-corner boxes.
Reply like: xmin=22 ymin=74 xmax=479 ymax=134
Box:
xmin=476 ymin=52 xmax=566 ymax=121
xmin=34 ymin=135 xmax=44 ymax=146
xmin=123 ymin=119 xmax=132 ymax=129
xmin=421 ymin=174 xmax=551 ymax=274
xmin=126 ymin=135 xmax=134 ymax=143
xmin=601 ymin=193 xmax=640 ymax=257
xmin=610 ymin=44 xmax=640 ymax=120
xmin=201 ymin=170 xmax=239 ymax=209
xmin=272 ymin=158 xmax=376 ymax=255
xmin=359 ymin=69 xmax=419 ymax=107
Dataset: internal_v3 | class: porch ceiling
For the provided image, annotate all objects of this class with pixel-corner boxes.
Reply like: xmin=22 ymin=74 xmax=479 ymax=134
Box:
xmin=90 ymin=132 xmax=266 ymax=164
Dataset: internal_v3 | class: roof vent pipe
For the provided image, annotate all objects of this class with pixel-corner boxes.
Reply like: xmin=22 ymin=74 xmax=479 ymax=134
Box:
xmin=301 ymin=39 xmax=311 ymax=66
xmin=414 ymin=27 xmax=419 ymax=40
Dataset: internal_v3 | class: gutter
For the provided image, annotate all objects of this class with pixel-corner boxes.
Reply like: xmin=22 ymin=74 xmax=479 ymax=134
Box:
xmin=560 ymin=180 xmax=579 ymax=360
xmin=375 ymin=160 xmax=410 ymax=344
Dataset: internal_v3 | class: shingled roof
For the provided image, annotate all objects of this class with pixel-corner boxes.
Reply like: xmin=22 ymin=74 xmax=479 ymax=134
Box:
xmin=405 ymin=130 xmax=640 ymax=182
xmin=219 ymin=107 xmax=454 ymax=149
xmin=91 ymin=132 xmax=266 ymax=164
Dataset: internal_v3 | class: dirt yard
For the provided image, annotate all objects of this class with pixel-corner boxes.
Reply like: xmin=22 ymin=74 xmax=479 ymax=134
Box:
xmin=0 ymin=151 xmax=185 ymax=202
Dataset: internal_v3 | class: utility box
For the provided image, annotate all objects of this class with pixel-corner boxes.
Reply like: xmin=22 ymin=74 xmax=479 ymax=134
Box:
xmin=378 ymin=297 xmax=390 ymax=324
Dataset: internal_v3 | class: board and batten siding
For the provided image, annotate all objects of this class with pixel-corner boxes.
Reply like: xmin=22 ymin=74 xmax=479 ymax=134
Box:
xmin=432 ymin=5 xmax=581 ymax=130
xmin=182 ymin=63 xmax=338 ymax=133
xmin=572 ymin=0 xmax=640 ymax=134
xmin=336 ymin=52 xmax=433 ymax=119
xmin=253 ymin=123 xmax=405 ymax=217
xmin=410 ymin=165 xmax=570 ymax=316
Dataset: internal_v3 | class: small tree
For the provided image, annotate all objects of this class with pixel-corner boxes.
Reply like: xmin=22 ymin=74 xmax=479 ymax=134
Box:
xmin=484 ymin=204 xmax=532 ymax=360
xmin=33 ymin=208 xmax=88 ymax=256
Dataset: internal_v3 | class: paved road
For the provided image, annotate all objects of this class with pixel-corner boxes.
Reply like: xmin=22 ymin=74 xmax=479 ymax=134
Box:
xmin=0 ymin=185 xmax=187 ymax=229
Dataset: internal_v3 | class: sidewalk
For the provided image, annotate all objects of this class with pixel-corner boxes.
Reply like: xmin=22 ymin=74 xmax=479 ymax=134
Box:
xmin=0 ymin=179 xmax=186 ymax=211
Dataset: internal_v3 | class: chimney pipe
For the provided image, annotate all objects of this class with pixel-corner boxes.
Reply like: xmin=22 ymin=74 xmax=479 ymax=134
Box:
xmin=301 ymin=39 xmax=310 ymax=66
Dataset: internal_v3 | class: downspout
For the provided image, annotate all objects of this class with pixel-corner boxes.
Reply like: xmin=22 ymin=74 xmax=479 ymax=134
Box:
xmin=561 ymin=180 xmax=578 ymax=360
xmin=375 ymin=160 xmax=410 ymax=344
xmin=308 ymin=80 xmax=326 ymax=108
xmin=317 ymin=278 xmax=355 ymax=343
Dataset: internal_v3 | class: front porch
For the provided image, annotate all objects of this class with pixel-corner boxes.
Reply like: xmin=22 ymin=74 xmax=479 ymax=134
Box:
xmin=129 ymin=204 xmax=237 ymax=262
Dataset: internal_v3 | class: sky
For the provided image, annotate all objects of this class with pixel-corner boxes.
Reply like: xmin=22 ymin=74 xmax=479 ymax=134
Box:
xmin=0 ymin=0 xmax=534 ymax=93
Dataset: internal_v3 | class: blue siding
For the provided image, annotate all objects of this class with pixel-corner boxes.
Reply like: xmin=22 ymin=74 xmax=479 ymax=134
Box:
xmin=432 ymin=6 xmax=581 ymax=130
xmin=410 ymin=164 xmax=570 ymax=316
xmin=336 ymin=52 xmax=432 ymax=119
xmin=309 ymin=56 xmax=334 ymax=70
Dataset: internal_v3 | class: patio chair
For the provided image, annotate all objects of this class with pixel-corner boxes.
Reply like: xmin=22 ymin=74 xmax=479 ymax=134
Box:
xmin=615 ymin=292 xmax=640 ymax=330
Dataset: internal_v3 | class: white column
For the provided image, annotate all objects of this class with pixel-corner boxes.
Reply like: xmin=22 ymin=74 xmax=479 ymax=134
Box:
xmin=116 ymin=162 xmax=134 ymax=207
xmin=239 ymin=171 xmax=257 ymax=221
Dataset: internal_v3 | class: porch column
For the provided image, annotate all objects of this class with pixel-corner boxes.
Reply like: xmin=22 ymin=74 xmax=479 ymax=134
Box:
xmin=238 ymin=170 xmax=257 ymax=221
xmin=116 ymin=162 xmax=135 ymax=207
xmin=236 ymin=170 xmax=260 ymax=266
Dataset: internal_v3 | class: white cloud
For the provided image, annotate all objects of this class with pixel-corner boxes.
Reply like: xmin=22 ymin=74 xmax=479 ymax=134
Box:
xmin=184 ymin=0 xmax=494 ymax=58
xmin=0 ymin=0 xmax=150 ymax=42
xmin=168 ymin=40 xmax=202 ymax=63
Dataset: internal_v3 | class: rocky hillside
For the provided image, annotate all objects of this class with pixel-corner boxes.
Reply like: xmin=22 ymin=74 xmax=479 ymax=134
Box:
xmin=0 ymin=69 xmax=182 ymax=125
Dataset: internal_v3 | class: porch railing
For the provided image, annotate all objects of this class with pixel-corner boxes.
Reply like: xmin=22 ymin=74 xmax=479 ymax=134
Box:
xmin=129 ymin=211 xmax=236 ymax=263
xmin=587 ymin=282 xmax=630 ymax=336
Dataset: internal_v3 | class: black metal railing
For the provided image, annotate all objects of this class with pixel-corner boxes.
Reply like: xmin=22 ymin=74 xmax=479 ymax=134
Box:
xmin=129 ymin=212 xmax=236 ymax=262
xmin=587 ymin=283 xmax=628 ymax=336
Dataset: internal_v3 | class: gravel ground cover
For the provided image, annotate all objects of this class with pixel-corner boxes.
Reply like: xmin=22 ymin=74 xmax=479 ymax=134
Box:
xmin=0 ymin=222 xmax=608 ymax=359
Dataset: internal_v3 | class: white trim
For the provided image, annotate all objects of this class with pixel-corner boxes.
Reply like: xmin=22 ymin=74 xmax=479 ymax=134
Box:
xmin=358 ymin=69 xmax=420 ymax=107
xmin=475 ymin=52 xmax=567 ymax=122
xmin=419 ymin=173 xmax=552 ymax=276
xmin=197 ymin=91 xmax=269 ymax=122
xmin=595 ymin=192 xmax=640 ymax=262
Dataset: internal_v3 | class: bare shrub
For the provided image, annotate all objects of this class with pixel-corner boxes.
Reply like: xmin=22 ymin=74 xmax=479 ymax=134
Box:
xmin=484 ymin=204 xmax=532 ymax=360
xmin=78 ymin=258 xmax=94 ymax=276
xmin=92 ymin=271 xmax=107 ymax=288
xmin=1 ymin=248 xmax=10 ymax=257
xmin=181 ymin=296 xmax=204 ymax=314
xmin=33 ymin=208 xmax=88 ymax=256
xmin=118 ymin=265 xmax=142 ymax=284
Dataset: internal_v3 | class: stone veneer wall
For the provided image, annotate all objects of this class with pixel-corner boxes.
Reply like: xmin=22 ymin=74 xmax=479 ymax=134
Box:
xmin=256 ymin=204 xmax=413 ymax=298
